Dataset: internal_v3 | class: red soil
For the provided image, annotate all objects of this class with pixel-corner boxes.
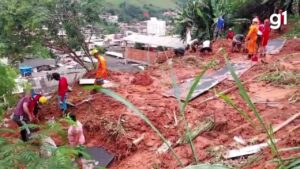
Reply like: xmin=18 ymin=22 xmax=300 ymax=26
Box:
xmin=2 ymin=30 xmax=300 ymax=169
xmin=131 ymin=72 xmax=154 ymax=86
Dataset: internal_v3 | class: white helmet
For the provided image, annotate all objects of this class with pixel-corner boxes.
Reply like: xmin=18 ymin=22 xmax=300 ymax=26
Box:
xmin=252 ymin=18 xmax=259 ymax=23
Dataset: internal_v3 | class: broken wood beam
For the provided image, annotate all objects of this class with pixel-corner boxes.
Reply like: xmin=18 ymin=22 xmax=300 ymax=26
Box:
xmin=287 ymin=124 xmax=300 ymax=133
xmin=273 ymin=112 xmax=300 ymax=133
xmin=250 ymin=112 xmax=300 ymax=143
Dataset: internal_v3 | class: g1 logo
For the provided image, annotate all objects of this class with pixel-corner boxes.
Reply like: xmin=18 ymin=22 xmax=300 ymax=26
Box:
xmin=270 ymin=11 xmax=287 ymax=29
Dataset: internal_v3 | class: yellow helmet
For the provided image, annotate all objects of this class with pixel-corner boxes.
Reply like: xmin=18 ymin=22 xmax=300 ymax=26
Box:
xmin=39 ymin=96 xmax=47 ymax=104
xmin=90 ymin=49 xmax=99 ymax=56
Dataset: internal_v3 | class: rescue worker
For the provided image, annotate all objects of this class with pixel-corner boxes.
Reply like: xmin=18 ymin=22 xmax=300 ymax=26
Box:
xmin=257 ymin=17 xmax=264 ymax=49
xmin=200 ymin=40 xmax=212 ymax=54
xmin=231 ymin=34 xmax=245 ymax=53
xmin=246 ymin=18 xmax=259 ymax=61
xmin=278 ymin=9 xmax=284 ymax=32
xmin=13 ymin=92 xmax=35 ymax=142
xmin=261 ymin=19 xmax=271 ymax=57
xmin=227 ymin=28 xmax=235 ymax=40
xmin=90 ymin=49 xmax=108 ymax=85
xmin=52 ymin=73 xmax=69 ymax=116
xmin=214 ymin=16 xmax=225 ymax=40
xmin=28 ymin=91 xmax=47 ymax=119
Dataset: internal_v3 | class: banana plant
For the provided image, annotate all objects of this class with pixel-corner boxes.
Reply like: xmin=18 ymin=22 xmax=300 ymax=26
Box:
xmin=175 ymin=0 xmax=246 ymax=41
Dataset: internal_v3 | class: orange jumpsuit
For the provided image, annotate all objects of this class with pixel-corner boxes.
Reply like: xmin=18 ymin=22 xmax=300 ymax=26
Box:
xmin=246 ymin=24 xmax=258 ymax=55
xmin=95 ymin=55 xmax=107 ymax=79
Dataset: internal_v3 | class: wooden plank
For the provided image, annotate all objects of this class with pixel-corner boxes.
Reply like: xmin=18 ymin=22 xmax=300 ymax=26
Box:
xmin=273 ymin=112 xmax=300 ymax=133
xmin=224 ymin=140 xmax=278 ymax=159
xmin=79 ymin=79 xmax=110 ymax=85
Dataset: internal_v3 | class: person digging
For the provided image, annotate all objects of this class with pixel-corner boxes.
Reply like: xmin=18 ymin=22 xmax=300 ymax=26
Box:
xmin=12 ymin=92 xmax=35 ymax=142
xmin=51 ymin=73 xmax=72 ymax=116
xmin=231 ymin=34 xmax=245 ymax=53
xmin=90 ymin=49 xmax=108 ymax=86
xmin=28 ymin=90 xmax=48 ymax=122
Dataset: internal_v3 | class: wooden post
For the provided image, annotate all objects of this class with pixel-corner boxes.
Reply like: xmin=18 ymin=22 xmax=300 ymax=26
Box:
xmin=124 ymin=41 xmax=128 ymax=64
xmin=147 ymin=44 xmax=150 ymax=65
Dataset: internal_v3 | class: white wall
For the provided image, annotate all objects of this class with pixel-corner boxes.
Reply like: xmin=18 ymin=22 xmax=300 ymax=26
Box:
xmin=146 ymin=17 xmax=166 ymax=36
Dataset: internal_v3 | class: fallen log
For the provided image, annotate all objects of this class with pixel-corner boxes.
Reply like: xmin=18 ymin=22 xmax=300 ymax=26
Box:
xmin=156 ymin=117 xmax=214 ymax=154
xmin=176 ymin=117 xmax=214 ymax=145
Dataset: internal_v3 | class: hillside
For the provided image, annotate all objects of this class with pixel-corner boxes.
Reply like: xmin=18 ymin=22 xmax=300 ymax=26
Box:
xmin=103 ymin=0 xmax=179 ymax=9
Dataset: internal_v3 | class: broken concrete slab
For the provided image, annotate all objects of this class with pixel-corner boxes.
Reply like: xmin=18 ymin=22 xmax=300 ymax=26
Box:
xmin=165 ymin=61 xmax=253 ymax=101
xmin=79 ymin=79 xmax=118 ymax=88
xmin=224 ymin=140 xmax=278 ymax=159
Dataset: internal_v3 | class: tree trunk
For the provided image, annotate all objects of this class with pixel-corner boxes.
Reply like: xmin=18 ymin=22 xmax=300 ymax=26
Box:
xmin=292 ymin=0 xmax=300 ymax=16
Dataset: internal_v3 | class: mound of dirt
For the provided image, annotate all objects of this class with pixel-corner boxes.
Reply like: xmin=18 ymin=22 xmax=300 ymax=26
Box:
xmin=131 ymin=73 xmax=153 ymax=86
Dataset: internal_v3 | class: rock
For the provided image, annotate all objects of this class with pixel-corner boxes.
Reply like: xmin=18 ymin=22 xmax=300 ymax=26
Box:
xmin=40 ymin=137 xmax=57 ymax=158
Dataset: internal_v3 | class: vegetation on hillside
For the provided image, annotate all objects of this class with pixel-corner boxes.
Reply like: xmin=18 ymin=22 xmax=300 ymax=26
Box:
xmin=0 ymin=0 xmax=106 ymax=70
xmin=0 ymin=64 xmax=17 ymax=116
xmin=175 ymin=0 xmax=300 ymax=41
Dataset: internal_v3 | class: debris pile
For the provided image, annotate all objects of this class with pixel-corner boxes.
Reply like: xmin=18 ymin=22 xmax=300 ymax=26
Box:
xmin=131 ymin=72 xmax=154 ymax=86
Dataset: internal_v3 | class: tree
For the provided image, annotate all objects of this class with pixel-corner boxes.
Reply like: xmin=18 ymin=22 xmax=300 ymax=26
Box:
xmin=0 ymin=64 xmax=17 ymax=116
xmin=0 ymin=118 xmax=87 ymax=169
xmin=0 ymin=0 xmax=105 ymax=71
xmin=175 ymin=0 xmax=224 ymax=41
xmin=175 ymin=0 xmax=269 ymax=41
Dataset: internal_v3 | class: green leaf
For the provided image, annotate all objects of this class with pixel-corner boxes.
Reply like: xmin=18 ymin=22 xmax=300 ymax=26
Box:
xmin=218 ymin=92 xmax=253 ymax=125
xmin=0 ymin=128 xmax=16 ymax=134
xmin=286 ymin=159 xmax=300 ymax=169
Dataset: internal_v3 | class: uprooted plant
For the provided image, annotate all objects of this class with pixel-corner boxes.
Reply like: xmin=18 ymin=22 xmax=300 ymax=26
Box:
xmin=259 ymin=70 xmax=300 ymax=86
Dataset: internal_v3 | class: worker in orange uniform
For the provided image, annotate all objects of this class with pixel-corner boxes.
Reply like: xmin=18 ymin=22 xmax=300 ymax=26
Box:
xmin=90 ymin=49 xmax=108 ymax=85
xmin=246 ymin=18 xmax=259 ymax=61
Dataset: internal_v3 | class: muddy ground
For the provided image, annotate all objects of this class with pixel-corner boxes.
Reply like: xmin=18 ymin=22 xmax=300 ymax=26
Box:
xmin=2 ymin=32 xmax=300 ymax=168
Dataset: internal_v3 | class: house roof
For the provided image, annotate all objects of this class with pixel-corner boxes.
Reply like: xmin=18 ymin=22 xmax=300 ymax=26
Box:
xmin=20 ymin=58 xmax=56 ymax=68
xmin=123 ymin=34 xmax=186 ymax=49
